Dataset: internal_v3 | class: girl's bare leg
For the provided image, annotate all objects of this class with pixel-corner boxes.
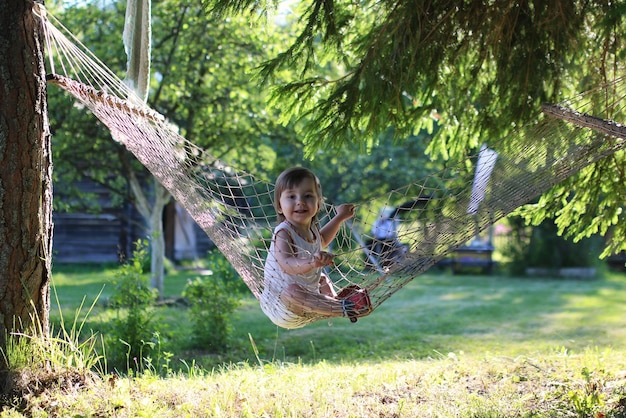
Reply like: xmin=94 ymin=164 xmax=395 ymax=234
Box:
xmin=318 ymin=273 xmax=337 ymax=298
xmin=280 ymin=283 xmax=343 ymax=317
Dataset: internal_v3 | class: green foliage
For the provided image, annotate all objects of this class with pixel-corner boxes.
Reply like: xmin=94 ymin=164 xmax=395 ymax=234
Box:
xmin=499 ymin=218 xmax=532 ymax=276
xmin=2 ymin=318 xmax=102 ymax=376
xmin=49 ymin=0 xmax=290 ymax=217
xmin=207 ymin=0 xmax=623 ymax=151
xmin=148 ymin=0 xmax=289 ymax=173
xmin=108 ymin=241 xmax=159 ymax=371
xmin=516 ymin=159 xmax=626 ymax=258
xmin=526 ymin=221 xmax=602 ymax=269
xmin=308 ymin=127 xmax=440 ymax=205
xmin=567 ymin=367 xmax=606 ymax=417
xmin=502 ymin=217 xmax=603 ymax=274
xmin=42 ymin=288 xmax=105 ymax=374
xmin=0 ymin=288 xmax=104 ymax=408
xmin=205 ymin=249 xmax=248 ymax=294
xmin=49 ymin=1 xmax=133 ymax=214
xmin=182 ymin=272 xmax=241 ymax=352
xmin=203 ymin=0 xmax=626 ymax=261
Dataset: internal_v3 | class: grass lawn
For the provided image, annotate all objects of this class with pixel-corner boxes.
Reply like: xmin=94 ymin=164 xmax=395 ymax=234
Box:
xmin=11 ymin=264 xmax=626 ymax=417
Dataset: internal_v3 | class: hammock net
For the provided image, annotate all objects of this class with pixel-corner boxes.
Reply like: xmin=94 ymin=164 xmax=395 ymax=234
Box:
xmin=38 ymin=7 xmax=626 ymax=326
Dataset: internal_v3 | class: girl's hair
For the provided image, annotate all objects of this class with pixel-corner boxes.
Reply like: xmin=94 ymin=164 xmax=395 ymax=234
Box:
xmin=274 ymin=167 xmax=323 ymax=224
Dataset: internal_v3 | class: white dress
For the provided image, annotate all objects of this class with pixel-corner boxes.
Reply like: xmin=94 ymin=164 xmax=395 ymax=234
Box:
xmin=260 ymin=221 xmax=323 ymax=329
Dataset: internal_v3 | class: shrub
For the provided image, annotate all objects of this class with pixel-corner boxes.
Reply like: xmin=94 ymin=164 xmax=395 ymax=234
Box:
xmin=205 ymin=249 xmax=248 ymax=294
xmin=183 ymin=272 xmax=241 ymax=352
xmin=502 ymin=217 xmax=602 ymax=275
xmin=108 ymin=240 xmax=159 ymax=371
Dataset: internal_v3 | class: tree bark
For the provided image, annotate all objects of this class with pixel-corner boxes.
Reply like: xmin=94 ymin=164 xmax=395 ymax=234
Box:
xmin=0 ymin=0 xmax=52 ymax=383
xmin=126 ymin=162 xmax=170 ymax=296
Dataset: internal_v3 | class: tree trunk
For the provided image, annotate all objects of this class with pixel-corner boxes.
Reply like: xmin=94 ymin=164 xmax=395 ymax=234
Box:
xmin=128 ymin=167 xmax=169 ymax=296
xmin=0 ymin=0 xmax=52 ymax=382
xmin=149 ymin=180 xmax=169 ymax=295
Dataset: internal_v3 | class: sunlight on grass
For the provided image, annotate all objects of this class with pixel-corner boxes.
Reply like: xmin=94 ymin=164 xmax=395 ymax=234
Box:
xmin=21 ymin=265 xmax=626 ymax=416
xmin=23 ymin=348 xmax=626 ymax=417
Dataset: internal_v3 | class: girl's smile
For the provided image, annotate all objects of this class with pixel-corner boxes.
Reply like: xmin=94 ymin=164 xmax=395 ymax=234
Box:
xmin=278 ymin=178 xmax=321 ymax=229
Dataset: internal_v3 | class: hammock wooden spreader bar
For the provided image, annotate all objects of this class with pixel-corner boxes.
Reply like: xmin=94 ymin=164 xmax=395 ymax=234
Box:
xmin=542 ymin=103 xmax=626 ymax=140
xmin=47 ymin=73 xmax=165 ymax=124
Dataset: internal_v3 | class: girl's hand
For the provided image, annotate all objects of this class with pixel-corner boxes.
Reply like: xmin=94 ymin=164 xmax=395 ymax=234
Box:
xmin=335 ymin=204 xmax=355 ymax=221
xmin=312 ymin=251 xmax=334 ymax=267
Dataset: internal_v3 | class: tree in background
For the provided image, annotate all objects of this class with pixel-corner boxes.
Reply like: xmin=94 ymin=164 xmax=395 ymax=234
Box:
xmin=204 ymin=0 xmax=626 ymax=257
xmin=49 ymin=0 xmax=295 ymax=293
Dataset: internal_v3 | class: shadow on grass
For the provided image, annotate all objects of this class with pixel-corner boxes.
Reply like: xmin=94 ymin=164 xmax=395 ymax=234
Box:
xmin=51 ymin=264 xmax=626 ymax=369
xmin=234 ymin=271 xmax=626 ymax=366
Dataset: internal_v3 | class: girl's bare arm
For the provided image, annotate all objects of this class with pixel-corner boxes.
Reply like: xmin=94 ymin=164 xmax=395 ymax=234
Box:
xmin=273 ymin=229 xmax=332 ymax=275
xmin=320 ymin=203 xmax=355 ymax=247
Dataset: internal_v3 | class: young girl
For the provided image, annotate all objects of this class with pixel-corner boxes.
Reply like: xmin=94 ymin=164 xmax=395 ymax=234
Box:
xmin=260 ymin=167 xmax=371 ymax=329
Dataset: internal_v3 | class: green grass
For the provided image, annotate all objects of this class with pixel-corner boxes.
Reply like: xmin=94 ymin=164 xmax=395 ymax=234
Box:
xmin=49 ymin=265 xmax=626 ymax=366
xmin=10 ymin=264 xmax=626 ymax=416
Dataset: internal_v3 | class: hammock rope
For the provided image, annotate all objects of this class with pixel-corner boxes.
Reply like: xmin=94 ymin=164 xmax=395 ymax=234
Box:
xmin=38 ymin=7 xmax=626 ymax=326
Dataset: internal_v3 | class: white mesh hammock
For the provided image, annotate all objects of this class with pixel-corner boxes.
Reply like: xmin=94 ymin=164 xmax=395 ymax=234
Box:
xmin=39 ymin=8 xmax=626 ymax=327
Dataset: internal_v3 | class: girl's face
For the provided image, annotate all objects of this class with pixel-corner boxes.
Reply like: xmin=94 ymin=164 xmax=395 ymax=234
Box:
xmin=277 ymin=177 xmax=320 ymax=228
